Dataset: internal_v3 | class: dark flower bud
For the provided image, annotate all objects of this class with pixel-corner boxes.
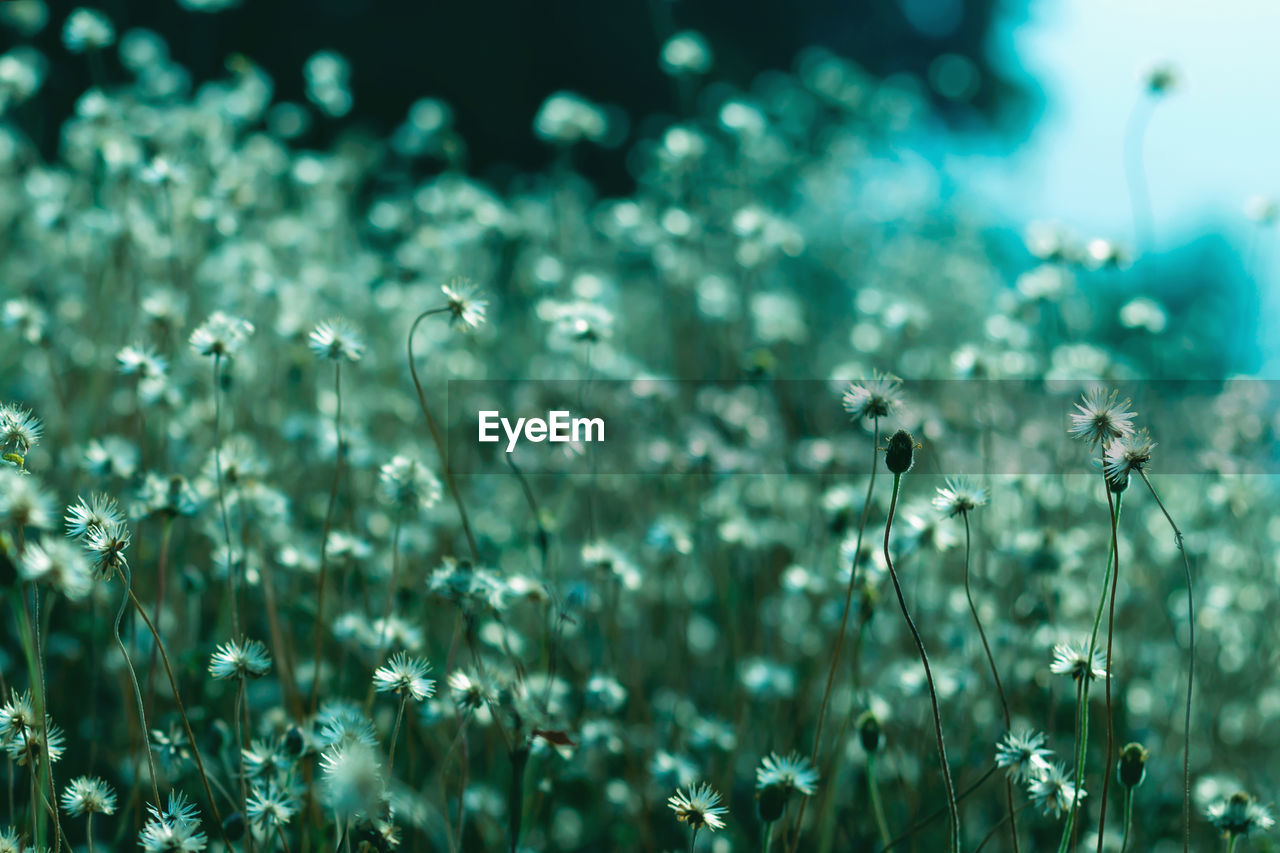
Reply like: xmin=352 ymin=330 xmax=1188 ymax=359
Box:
xmin=756 ymin=783 xmax=788 ymax=823
xmin=222 ymin=811 xmax=246 ymax=842
xmin=1107 ymin=472 xmax=1129 ymax=494
xmin=284 ymin=725 xmax=306 ymax=757
xmin=885 ymin=430 xmax=916 ymax=475
xmin=858 ymin=710 xmax=882 ymax=754
xmin=1117 ymin=742 xmax=1148 ymax=789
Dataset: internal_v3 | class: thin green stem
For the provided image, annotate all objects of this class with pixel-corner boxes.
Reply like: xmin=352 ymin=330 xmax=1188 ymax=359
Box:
xmin=1119 ymin=787 xmax=1134 ymax=853
xmin=793 ymin=418 xmax=878 ymax=853
xmin=1137 ymin=469 xmax=1193 ymax=853
xmin=877 ymin=765 xmax=998 ymax=852
xmin=882 ymin=472 xmax=958 ymax=852
xmin=235 ymin=676 xmax=252 ymax=853
xmin=111 ymin=571 xmax=161 ymax=808
xmin=690 ymin=825 xmax=700 ymax=853
xmin=387 ymin=694 xmax=407 ymax=779
xmin=126 ymin=589 xmax=229 ymax=846
xmin=961 ymin=511 xmax=1018 ymax=853
xmin=310 ymin=360 xmax=343 ymax=716
xmin=762 ymin=822 xmax=774 ymax=852
xmin=407 ymin=306 xmax=479 ymax=563
xmin=868 ymin=752 xmax=892 ymax=849
xmin=1097 ymin=483 xmax=1123 ymax=852
xmin=212 ymin=353 xmax=239 ymax=638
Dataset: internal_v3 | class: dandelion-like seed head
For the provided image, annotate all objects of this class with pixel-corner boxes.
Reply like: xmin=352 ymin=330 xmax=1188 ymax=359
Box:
xmin=377 ymin=455 xmax=441 ymax=513
xmin=189 ymin=312 xmax=255 ymax=359
xmin=755 ymin=752 xmax=819 ymax=796
xmin=83 ymin=516 xmax=132 ymax=579
xmin=66 ymin=493 xmax=127 ymax=540
xmin=117 ymin=343 xmax=168 ymax=379
xmin=20 ymin=539 xmax=92 ymax=601
xmin=1068 ymin=388 xmax=1135 ymax=448
xmin=1027 ymin=762 xmax=1084 ymax=818
xmin=995 ymin=730 xmax=1053 ymax=783
xmin=842 ymin=372 xmax=901 ymax=421
xmin=0 ymin=404 xmax=43 ymax=455
xmin=208 ymin=638 xmax=271 ymax=680
xmin=667 ymin=782 xmax=727 ymax=831
xmin=932 ymin=476 xmax=988 ymax=517
xmin=246 ymin=783 xmax=296 ymax=830
xmin=441 ymin=279 xmax=487 ymax=330
xmin=140 ymin=792 xmax=207 ymax=853
xmin=308 ymin=318 xmax=365 ymax=363
xmin=372 ymin=652 xmax=435 ymax=702
xmin=1208 ymin=792 xmax=1275 ymax=838
xmin=1050 ymin=641 xmax=1107 ymax=682
xmin=1103 ymin=428 xmax=1156 ymax=482
xmin=62 ymin=776 xmax=118 ymax=816
xmin=447 ymin=670 xmax=489 ymax=711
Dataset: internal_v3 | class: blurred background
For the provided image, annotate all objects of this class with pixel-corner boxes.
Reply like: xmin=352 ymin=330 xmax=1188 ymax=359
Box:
xmin=4 ymin=0 xmax=1276 ymax=373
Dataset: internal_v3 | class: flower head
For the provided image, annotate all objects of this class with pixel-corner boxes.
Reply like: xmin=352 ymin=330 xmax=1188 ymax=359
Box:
xmin=308 ymin=319 xmax=365 ymax=363
xmin=1028 ymin=762 xmax=1084 ymax=817
xmin=1208 ymin=791 xmax=1275 ymax=838
xmin=1068 ymin=388 xmax=1135 ymax=448
xmin=377 ymin=455 xmax=441 ymax=513
xmin=62 ymin=776 xmax=118 ymax=816
xmin=667 ymin=782 xmax=727 ymax=831
xmin=932 ymin=477 xmax=988 ymax=517
xmin=140 ymin=791 xmax=206 ymax=853
xmin=995 ymin=730 xmax=1053 ymax=782
xmin=755 ymin=752 xmax=819 ymax=796
xmin=1103 ymin=428 xmax=1156 ymax=482
xmin=208 ymin=638 xmax=271 ymax=680
xmin=441 ymin=279 xmax=487 ymax=330
xmin=20 ymin=539 xmax=92 ymax=601
xmin=842 ymin=372 xmax=901 ymax=421
xmin=246 ymin=783 xmax=296 ymax=830
xmin=0 ymin=404 xmax=43 ymax=456
xmin=1050 ymin=641 xmax=1107 ymax=682
xmin=189 ymin=312 xmax=255 ymax=359
xmin=372 ymin=653 xmax=435 ymax=702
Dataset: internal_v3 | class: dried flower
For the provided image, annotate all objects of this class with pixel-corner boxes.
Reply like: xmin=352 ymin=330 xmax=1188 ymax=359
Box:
xmin=372 ymin=653 xmax=435 ymax=702
xmin=208 ymin=638 xmax=271 ymax=680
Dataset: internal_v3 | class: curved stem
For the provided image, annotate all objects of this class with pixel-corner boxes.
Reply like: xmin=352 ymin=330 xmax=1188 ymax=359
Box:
xmin=1138 ymin=470 xmax=1193 ymax=853
xmin=113 ymin=570 xmax=160 ymax=808
xmin=407 ymin=306 xmax=479 ymax=563
xmin=877 ymin=765 xmax=997 ymax=852
xmin=310 ymin=361 xmax=343 ymax=716
xmin=212 ymin=353 xmax=239 ymax=638
xmin=961 ymin=512 xmax=1018 ymax=853
xmin=1097 ymin=484 xmax=1123 ymax=852
xmin=883 ymin=472 xmax=958 ymax=851
xmin=126 ymin=589 xmax=229 ymax=846
xmin=792 ymin=418 xmax=878 ymax=853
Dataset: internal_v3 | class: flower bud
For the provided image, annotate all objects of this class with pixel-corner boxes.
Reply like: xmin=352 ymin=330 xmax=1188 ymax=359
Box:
xmin=756 ymin=783 xmax=788 ymax=823
xmin=1117 ymin=742 xmax=1148 ymax=789
xmin=885 ymin=430 xmax=916 ymax=475
xmin=858 ymin=710 xmax=882 ymax=754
